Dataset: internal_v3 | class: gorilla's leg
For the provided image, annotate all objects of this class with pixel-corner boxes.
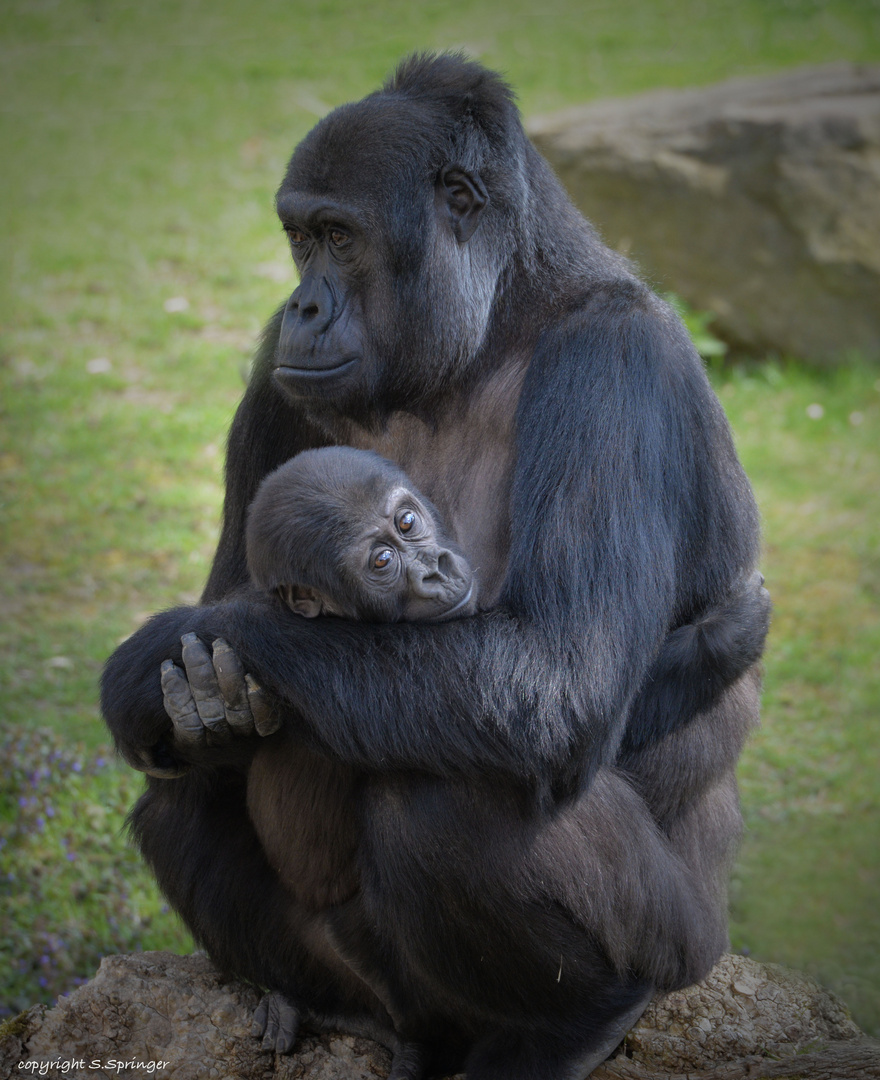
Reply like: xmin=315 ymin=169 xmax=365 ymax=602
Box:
xmin=130 ymin=773 xmax=297 ymax=985
xmin=129 ymin=772 xmax=392 ymax=1053
xmin=348 ymin=767 xmax=725 ymax=1075
xmin=616 ymin=671 xmax=762 ymax=987
xmin=463 ymin=985 xmax=652 ymax=1080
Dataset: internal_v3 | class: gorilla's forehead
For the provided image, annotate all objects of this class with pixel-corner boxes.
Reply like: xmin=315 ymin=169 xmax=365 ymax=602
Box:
xmin=279 ymin=96 xmax=445 ymax=206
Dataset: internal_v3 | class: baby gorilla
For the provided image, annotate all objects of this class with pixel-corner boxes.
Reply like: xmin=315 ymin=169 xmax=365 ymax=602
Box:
xmin=246 ymin=447 xmax=478 ymax=624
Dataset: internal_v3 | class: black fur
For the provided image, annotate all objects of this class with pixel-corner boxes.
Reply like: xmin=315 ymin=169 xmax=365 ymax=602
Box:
xmin=102 ymin=53 xmax=769 ymax=1080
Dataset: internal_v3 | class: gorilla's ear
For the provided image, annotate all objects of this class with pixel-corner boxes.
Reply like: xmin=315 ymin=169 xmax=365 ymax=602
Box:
xmin=437 ymin=166 xmax=488 ymax=243
xmin=278 ymin=584 xmax=325 ymax=619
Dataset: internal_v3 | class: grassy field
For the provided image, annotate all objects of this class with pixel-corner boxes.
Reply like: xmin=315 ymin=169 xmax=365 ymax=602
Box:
xmin=2 ymin=0 xmax=879 ymax=1035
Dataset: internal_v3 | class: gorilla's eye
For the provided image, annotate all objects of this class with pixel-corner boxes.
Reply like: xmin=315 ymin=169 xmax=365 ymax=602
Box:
xmin=329 ymin=230 xmax=350 ymax=249
xmin=286 ymin=228 xmax=308 ymax=247
xmin=396 ymin=511 xmax=416 ymax=534
xmin=373 ymin=549 xmax=394 ymax=569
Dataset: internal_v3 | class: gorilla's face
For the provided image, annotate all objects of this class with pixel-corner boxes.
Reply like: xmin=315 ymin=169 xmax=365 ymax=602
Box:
xmin=272 ymin=98 xmax=495 ymax=423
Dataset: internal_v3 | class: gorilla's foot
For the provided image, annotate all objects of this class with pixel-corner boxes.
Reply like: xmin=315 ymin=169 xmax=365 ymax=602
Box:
xmin=388 ymin=1039 xmax=427 ymax=1080
xmin=252 ymin=990 xmax=301 ymax=1054
xmin=464 ymin=988 xmax=653 ymax=1080
xmin=563 ymin=989 xmax=653 ymax=1079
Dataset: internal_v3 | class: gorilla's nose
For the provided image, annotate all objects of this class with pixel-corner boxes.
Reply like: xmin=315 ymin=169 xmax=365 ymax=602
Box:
xmin=278 ymin=277 xmax=337 ymax=363
xmin=288 ymin=277 xmax=335 ymax=335
xmin=409 ymin=550 xmax=453 ymax=597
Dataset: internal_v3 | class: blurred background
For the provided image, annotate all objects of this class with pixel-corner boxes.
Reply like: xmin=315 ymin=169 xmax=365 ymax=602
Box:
xmin=1 ymin=0 xmax=878 ymax=1038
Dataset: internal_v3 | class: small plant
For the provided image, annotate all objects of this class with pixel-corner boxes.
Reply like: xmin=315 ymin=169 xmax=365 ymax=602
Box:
xmin=0 ymin=723 xmax=192 ymax=1016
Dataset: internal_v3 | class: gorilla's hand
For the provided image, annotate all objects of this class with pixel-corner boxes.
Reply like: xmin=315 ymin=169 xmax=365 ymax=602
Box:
xmin=160 ymin=634 xmax=280 ymax=755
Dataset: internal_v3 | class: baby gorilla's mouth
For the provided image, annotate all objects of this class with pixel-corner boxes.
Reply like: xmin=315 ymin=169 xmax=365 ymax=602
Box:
xmin=428 ymin=583 xmax=476 ymax=622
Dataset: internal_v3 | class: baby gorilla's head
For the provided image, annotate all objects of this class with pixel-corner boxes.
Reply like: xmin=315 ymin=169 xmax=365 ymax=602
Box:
xmin=246 ymin=447 xmax=477 ymax=623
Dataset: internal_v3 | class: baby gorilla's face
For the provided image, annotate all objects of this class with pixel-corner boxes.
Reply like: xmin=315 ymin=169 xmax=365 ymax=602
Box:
xmin=284 ymin=484 xmax=477 ymax=623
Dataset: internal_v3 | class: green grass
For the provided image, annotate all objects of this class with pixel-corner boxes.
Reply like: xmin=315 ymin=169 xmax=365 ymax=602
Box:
xmin=0 ymin=724 xmax=191 ymax=1015
xmin=718 ymin=361 xmax=880 ymax=1033
xmin=2 ymin=0 xmax=879 ymax=1036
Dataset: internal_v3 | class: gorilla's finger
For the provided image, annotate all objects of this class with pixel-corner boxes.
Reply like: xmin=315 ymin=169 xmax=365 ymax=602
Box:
xmin=273 ymin=994 xmax=300 ymax=1054
xmin=180 ymin=633 xmax=232 ymax=745
xmin=746 ymin=570 xmax=772 ymax=615
xmin=139 ymin=758 xmax=190 ymax=780
xmin=161 ymin=659 xmax=205 ymax=747
xmin=121 ymin=736 xmax=190 ymax=779
xmin=246 ymin=674 xmax=282 ymax=736
xmin=251 ymin=994 xmax=269 ymax=1039
xmin=212 ymin=638 xmax=256 ymax=736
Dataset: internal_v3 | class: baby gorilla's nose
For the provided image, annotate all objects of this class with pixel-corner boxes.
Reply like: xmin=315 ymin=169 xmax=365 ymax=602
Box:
xmin=409 ymin=548 xmax=452 ymax=597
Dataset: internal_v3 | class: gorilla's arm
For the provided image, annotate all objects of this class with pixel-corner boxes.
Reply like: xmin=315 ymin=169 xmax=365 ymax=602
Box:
xmin=103 ymin=290 xmax=762 ymax=793
xmin=623 ymin=569 xmax=770 ymax=754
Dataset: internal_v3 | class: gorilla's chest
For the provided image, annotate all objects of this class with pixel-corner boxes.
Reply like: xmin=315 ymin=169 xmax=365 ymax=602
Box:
xmin=343 ymin=360 xmax=528 ymax=607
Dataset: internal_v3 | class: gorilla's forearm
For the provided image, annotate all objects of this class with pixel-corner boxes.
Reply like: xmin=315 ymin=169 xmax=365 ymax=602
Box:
xmin=103 ymin=572 xmax=769 ymax=789
xmin=102 ymin=589 xmax=644 ymax=790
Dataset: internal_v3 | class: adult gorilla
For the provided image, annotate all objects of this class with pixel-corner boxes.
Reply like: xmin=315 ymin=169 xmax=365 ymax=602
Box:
xmin=102 ymin=54 xmax=768 ymax=1080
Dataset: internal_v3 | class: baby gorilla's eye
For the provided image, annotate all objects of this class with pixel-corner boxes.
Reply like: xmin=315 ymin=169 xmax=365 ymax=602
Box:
xmin=396 ymin=510 xmax=416 ymax=534
xmin=373 ymin=549 xmax=394 ymax=569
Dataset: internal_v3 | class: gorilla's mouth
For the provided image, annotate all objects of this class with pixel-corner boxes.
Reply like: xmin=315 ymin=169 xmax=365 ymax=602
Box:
xmin=274 ymin=358 xmax=360 ymax=383
xmin=429 ymin=583 xmax=476 ymax=622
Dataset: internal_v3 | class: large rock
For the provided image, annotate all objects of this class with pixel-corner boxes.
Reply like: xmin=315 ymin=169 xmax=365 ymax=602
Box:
xmin=528 ymin=64 xmax=880 ymax=364
xmin=1 ymin=952 xmax=393 ymax=1080
xmin=3 ymin=952 xmax=879 ymax=1079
